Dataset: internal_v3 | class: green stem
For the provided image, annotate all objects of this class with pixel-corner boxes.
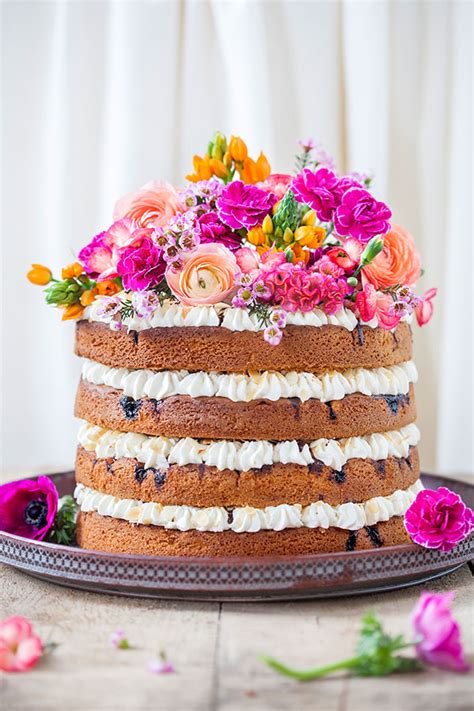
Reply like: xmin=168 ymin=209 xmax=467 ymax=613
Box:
xmin=261 ymin=655 xmax=361 ymax=681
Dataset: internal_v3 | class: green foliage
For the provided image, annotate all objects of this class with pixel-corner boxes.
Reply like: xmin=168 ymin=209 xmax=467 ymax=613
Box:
xmin=48 ymin=496 xmax=77 ymax=546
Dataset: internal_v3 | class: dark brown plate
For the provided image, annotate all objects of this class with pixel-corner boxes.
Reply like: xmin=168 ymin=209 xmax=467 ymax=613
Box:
xmin=0 ymin=472 xmax=472 ymax=600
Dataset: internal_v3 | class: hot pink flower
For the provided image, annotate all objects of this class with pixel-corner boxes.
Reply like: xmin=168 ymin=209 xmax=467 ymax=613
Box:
xmin=217 ymin=181 xmax=277 ymax=230
xmin=0 ymin=476 xmax=58 ymax=541
xmin=0 ymin=616 xmax=43 ymax=672
xmin=113 ymin=180 xmax=181 ymax=229
xmin=117 ymin=230 xmax=165 ymax=291
xmin=404 ymin=486 xmax=474 ymax=552
xmin=197 ymin=211 xmax=241 ymax=251
xmin=412 ymin=592 xmax=469 ymax=672
xmin=334 ymin=187 xmax=392 ymax=243
xmin=79 ymin=218 xmax=135 ymax=280
xmin=291 ymin=167 xmax=340 ymax=222
xmin=257 ymin=173 xmax=292 ymax=199
xmin=355 ymin=283 xmax=401 ymax=330
xmin=415 ymin=287 xmax=437 ymax=326
xmin=235 ymin=247 xmax=260 ymax=274
xmin=166 ymin=243 xmax=238 ymax=306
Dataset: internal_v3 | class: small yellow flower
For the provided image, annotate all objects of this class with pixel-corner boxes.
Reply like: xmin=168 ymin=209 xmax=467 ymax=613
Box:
xmin=61 ymin=262 xmax=84 ymax=279
xmin=186 ymin=154 xmax=213 ymax=182
xmin=283 ymin=228 xmax=294 ymax=244
xmin=247 ymin=226 xmax=266 ymax=246
xmin=302 ymin=209 xmax=317 ymax=227
xmin=228 ymin=135 xmax=248 ymax=162
xmin=80 ymin=289 xmax=97 ymax=307
xmin=26 ymin=264 xmax=52 ymax=286
xmin=262 ymin=214 xmax=273 ymax=234
xmin=294 ymin=225 xmax=326 ymax=249
xmin=291 ymin=243 xmax=310 ymax=264
xmin=61 ymin=303 xmax=84 ymax=321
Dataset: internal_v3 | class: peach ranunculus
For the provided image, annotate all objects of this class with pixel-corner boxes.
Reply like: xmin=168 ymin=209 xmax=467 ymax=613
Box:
xmin=362 ymin=224 xmax=421 ymax=289
xmin=166 ymin=243 xmax=239 ymax=306
xmin=113 ymin=180 xmax=181 ymax=229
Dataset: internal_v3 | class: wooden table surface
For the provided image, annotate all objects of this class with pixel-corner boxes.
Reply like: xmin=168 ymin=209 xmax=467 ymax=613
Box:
xmin=1 ymin=561 xmax=473 ymax=711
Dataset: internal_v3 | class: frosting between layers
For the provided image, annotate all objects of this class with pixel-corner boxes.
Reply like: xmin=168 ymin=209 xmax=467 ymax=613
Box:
xmin=78 ymin=421 xmax=421 ymax=472
xmin=81 ymin=360 xmax=417 ymax=404
xmin=85 ymin=297 xmax=413 ymax=333
xmin=74 ymin=480 xmax=423 ymax=533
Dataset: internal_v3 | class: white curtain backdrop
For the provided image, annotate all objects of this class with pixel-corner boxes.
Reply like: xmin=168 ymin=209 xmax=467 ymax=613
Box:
xmin=1 ymin=0 xmax=472 ymax=477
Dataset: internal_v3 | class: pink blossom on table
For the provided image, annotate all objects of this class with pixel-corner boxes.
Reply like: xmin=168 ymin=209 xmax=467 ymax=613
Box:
xmin=79 ymin=218 xmax=135 ymax=280
xmin=117 ymin=231 xmax=166 ymax=291
xmin=256 ymin=173 xmax=292 ymax=199
xmin=235 ymin=247 xmax=260 ymax=275
xmin=325 ymin=239 xmax=363 ymax=271
xmin=355 ymin=283 xmax=401 ymax=329
xmin=263 ymin=325 xmax=282 ymax=346
xmin=0 ymin=616 xmax=43 ymax=673
xmin=412 ymin=592 xmax=470 ymax=672
xmin=110 ymin=629 xmax=130 ymax=650
xmin=217 ymin=181 xmax=277 ymax=230
xmin=113 ymin=180 xmax=181 ymax=229
xmin=291 ymin=167 xmax=340 ymax=222
xmin=0 ymin=477 xmax=58 ymax=541
xmin=147 ymin=659 xmax=176 ymax=675
xmin=131 ymin=290 xmax=161 ymax=319
xmin=334 ymin=187 xmax=392 ymax=243
xmin=415 ymin=287 xmax=437 ymax=326
xmin=404 ymin=486 xmax=474 ymax=552
xmin=165 ymin=243 xmax=238 ymax=306
xmin=198 ymin=212 xmax=241 ymax=251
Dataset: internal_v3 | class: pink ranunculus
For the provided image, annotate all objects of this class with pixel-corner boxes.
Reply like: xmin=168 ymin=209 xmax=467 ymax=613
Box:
xmin=0 ymin=616 xmax=43 ymax=673
xmin=291 ymin=167 xmax=340 ymax=222
xmin=79 ymin=218 xmax=135 ymax=280
xmin=217 ymin=181 xmax=277 ymax=230
xmin=117 ymin=230 xmax=165 ymax=291
xmin=404 ymin=486 xmax=474 ymax=552
xmin=325 ymin=239 xmax=363 ymax=271
xmin=412 ymin=592 xmax=470 ymax=672
xmin=415 ymin=287 xmax=437 ymax=326
xmin=235 ymin=247 xmax=260 ymax=274
xmin=197 ymin=211 xmax=241 ymax=251
xmin=257 ymin=173 xmax=292 ymax=199
xmin=166 ymin=243 xmax=239 ymax=306
xmin=0 ymin=476 xmax=58 ymax=541
xmin=334 ymin=187 xmax=392 ymax=243
xmin=113 ymin=180 xmax=181 ymax=229
xmin=355 ymin=282 xmax=401 ymax=329
xmin=259 ymin=248 xmax=287 ymax=272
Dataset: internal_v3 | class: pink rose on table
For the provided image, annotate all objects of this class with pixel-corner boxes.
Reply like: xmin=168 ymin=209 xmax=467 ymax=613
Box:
xmin=291 ymin=167 xmax=340 ymax=222
xmin=334 ymin=187 xmax=392 ymax=242
xmin=404 ymin=486 xmax=474 ymax=552
xmin=217 ymin=181 xmax=277 ymax=230
xmin=415 ymin=287 xmax=437 ymax=326
xmin=0 ymin=476 xmax=58 ymax=541
xmin=166 ymin=243 xmax=238 ymax=306
xmin=412 ymin=592 xmax=469 ymax=672
xmin=113 ymin=180 xmax=181 ymax=229
xmin=0 ymin=616 xmax=43 ymax=672
xmin=257 ymin=173 xmax=292 ymax=199
xmin=117 ymin=230 xmax=165 ymax=291
xmin=79 ymin=218 xmax=135 ymax=280
xmin=355 ymin=282 xmax=401 ymax=330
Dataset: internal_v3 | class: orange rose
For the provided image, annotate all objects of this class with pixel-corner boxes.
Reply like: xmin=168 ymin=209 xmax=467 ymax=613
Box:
xmin=166 ymin=243 xmax=238 ymax=306
xmin=363 ymin=225 xmax=421 ymax=289
xmin=113 ymin=180 xmax=181 ymax=229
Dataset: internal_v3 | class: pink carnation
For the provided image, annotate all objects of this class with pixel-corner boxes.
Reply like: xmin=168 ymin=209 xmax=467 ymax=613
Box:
xmin=355 ymin=283 xmax=401 ymax=330
xmin=404 ymin=486 xmax=474 ymax=552
xmin=334 ymin=187 xmax=392 ymax=243
xmin=217 ymin=181 xmax=277 ymax=230
xmin=197 ymin=211 xmax=241 ymax=251
xmin=117 ymin=231 xmax=165 ymax=291
xmin=291 ymin=167 xmax=340 ymax=222
xmin=412 ymin=592 xmax=469 ymax=672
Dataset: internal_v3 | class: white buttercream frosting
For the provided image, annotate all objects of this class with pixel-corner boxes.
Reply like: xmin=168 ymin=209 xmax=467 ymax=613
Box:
xmin=74 ymin=479 xmax=423 ymax=533
xmin=78 ymin=421 xmax=420 ymax=472
xmin=81 ymin=360 xmax=417 ymax=404
xmin=85 ymin=297 xmax=413 ymax=333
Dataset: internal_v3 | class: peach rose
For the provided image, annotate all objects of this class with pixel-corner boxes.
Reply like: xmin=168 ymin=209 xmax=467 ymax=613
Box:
xmin=166 ymin=243 xmax=238 ymax=306
xmin=363 ymin=224 xmax=421 ymax=289
xmin=113 ymin=180 xmax=181 ymax=229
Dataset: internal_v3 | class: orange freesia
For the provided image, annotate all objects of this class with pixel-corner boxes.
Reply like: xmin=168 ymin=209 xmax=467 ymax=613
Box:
xmin=290 ymin=243 xmax=310 ymax=264
xmin=209 ymin=158 xmax=228 ymax=179
xmin=255 ymin=152 xmax=271 ymax=182
xmin=228 ymin=135 xmax=248 ymax=162
xmin=61 ymin=303 xmax=84 ymax=321
xmin=61 ymin=262 xmax=84 ymax=279
xmin=186 ymin=155 xmax=213 ymax=182
xmin=294 ymin=225 xmax=326 ymax=249
xmin=96 ymin=280 xmax=120 ymax=296
xmin=27 ymin=264 xmax=52 ymax=286
xmin=363 ymin=225 xmax=421 ymax=289
xmin=80 ymin=289 xmax=97 ymax=306
xmin=239 ymin=157 xmax=257 ymax=184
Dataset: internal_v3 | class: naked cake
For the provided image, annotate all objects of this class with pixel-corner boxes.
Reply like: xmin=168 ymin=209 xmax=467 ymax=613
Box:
xmin=28 ymin=133 xmax=439 ymax=557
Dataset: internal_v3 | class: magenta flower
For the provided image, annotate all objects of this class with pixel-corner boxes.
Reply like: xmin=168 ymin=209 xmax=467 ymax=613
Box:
xmin=334 ymin=187 xmax=392 ymax=242
xmin=404 ymin=486 xmax=474 ymax=552
xmin=291 ymin=167 xmax=340 ymax=222
xmin=0 ymin=477 xmax=58 ymax=541
xmin=78 ymin=218 xmax=135 ymax=280
xmin=217 ymin=181 xmax=277 ymax=230
xmin=117 ymin=231 xmax=165 ymax=291
xmin=197 ymin=212 xmax=241 ymax=251
xmin=412 ymin=592 xmax=469 ymax=672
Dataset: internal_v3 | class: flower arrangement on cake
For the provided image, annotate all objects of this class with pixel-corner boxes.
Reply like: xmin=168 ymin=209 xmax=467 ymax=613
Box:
xmin=27 ymin=133 xmax=436 ymax=343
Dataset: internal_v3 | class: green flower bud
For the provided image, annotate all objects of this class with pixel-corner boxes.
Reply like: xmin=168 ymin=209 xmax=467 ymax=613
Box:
xmin=347 ymin=277 xmax=358 ymax=287
xmin=360 ymin=237 xmax=384 ymax=266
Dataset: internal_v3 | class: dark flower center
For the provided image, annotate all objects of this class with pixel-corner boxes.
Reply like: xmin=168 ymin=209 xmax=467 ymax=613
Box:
xmin=24 ymin=500 xmax=48 ymax=528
